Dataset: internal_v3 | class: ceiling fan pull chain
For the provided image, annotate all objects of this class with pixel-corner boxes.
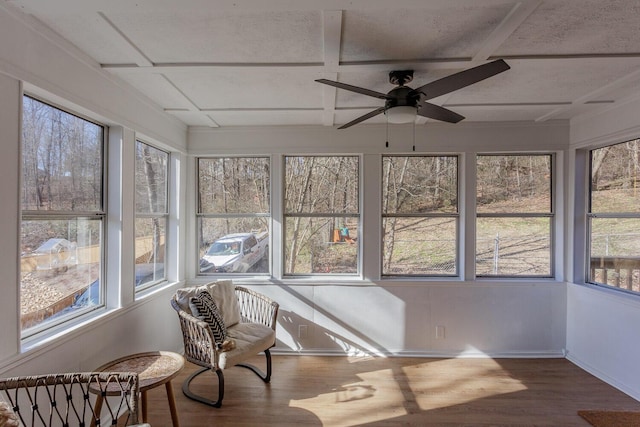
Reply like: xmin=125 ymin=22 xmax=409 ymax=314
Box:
xmin=412 ymin=121 xmax=416 ymax=152
xmin=385 ymin=117 xmax=389 ymax=148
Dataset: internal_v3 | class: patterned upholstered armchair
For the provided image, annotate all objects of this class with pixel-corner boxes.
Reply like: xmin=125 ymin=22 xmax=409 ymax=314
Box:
xmin=0 ymin=372 xmax=147 ymax=426
xmin=170 ymin=280 xmax=278 ymax=408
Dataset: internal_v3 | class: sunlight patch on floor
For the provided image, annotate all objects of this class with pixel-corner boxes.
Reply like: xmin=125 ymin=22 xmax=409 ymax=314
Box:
xmin=289 ymin=367 xmax=407 ymax=426
xmin=403 ymin=357 xmax=527 ymax=411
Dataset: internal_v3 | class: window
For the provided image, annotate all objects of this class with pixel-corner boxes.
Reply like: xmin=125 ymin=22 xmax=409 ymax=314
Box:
xmin=588 ymin=140 xmax=640 ymax=293
xmin=284 ymin=156 xmax=359 ymax=275
xmin=135 ymin=141 xmax=168 ymax=290
xmin=382 ymin=155 xmax=458 ymax=276
xmin=20 ymin=95 xmax=105 ymax=334
xmin=197 ymin=157 xmax=270 ymax=274
xmin=476 ymin=154 xmax=553 ymax=277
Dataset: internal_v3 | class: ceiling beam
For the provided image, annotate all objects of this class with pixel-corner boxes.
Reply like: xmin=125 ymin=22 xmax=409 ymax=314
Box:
xmin=473 ymin=0 xmax=541 ymax=62
xmin=159 ymin=74 xmax=221 ymax=127
xmin=96 ymin=12 xmax=153 ymax=67
xmin=102 ymin=54 xmax=640 ymax=76
xmin=102 ymin=63 xmax=326 ymax=73
xmin=319 ymin=10 xmax=342 ymax=126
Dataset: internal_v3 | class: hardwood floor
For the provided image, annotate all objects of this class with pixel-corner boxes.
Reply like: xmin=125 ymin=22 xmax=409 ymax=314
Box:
xmin=143 ymin=355 xmax=640 ymax=426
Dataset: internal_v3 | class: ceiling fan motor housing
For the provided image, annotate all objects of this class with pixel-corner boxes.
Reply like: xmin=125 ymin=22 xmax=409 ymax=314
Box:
xmin=385 ymin=86 xmax=420 ymax=110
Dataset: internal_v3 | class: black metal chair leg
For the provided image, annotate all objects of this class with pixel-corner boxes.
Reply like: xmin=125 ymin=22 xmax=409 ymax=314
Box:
xmin=182 ymin=366 xmax=225 ymax=408
xmin=236 ymin=349 xmax=272 ymax=383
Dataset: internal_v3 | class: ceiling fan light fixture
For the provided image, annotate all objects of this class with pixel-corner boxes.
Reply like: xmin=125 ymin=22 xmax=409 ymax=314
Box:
xmin=385 ymin=105 xmax=417 ymax=124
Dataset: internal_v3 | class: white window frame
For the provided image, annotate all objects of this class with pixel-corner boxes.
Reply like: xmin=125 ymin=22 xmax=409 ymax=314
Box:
xmin=475 ymin=153 xmax=555 ymax=278
xmin=381 ymin=154 xmax=459 ymax=277
xmin=134 ymin=140 xmax=169 ymax=292
xmin=587 ymin=139 xmax=640 ymax=294
xmin=20 ymin=94 xmax=107 ymax=338
xmin=196 ymin=156 xmax=271 ymax=277
xmin=283 ymin=155 xmax=361 ymax=277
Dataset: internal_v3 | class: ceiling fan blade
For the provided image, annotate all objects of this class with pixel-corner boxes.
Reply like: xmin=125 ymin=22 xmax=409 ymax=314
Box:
xmin=417 ymin=102 xmax=465 ymax=123
xmin=414 ymin=59 xmax=510 ymax=101
xmin=316 ymin=79 xmax=390 ymax=100
xmin=338 ymin=107 xmax=386 ymax=129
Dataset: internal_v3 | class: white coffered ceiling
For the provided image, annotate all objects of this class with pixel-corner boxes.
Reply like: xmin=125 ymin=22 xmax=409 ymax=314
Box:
xmin=4 ymin=0 xmax=640 ymax=129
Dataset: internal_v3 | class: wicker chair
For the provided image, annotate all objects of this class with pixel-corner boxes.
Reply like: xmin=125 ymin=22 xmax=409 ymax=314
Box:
xmin=0 ymin=372 xmax=147 ymax=426
xmin=171 ymin=283 xmax=279 ymax=408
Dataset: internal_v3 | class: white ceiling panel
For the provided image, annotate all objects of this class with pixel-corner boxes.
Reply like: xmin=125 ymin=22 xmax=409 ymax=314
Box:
xmin=340 ymin=2 xmax=515 ymax=61
xmin=105 ymin=10 xmax=323 ymax=64
xmin=166 ymin=69 xmax=324 ymax=109
xmin=495 ymin=0 xmax=640 ymax=56
xmin=30 ymin=13 xmax=139 ymax=65
xmin=116 ymin=73 xmax=195 ymax=110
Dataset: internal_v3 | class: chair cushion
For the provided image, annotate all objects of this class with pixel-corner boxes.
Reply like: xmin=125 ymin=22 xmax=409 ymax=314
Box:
xmin=218 ymin=323 xmax=276 ymax=370
xmin=189 ymin=290 xmax=227 ymax=344
xmin=205 ymin=280 xmax=241 ymax=327
xmin=174 ymin=280 xmax=241 ymax=328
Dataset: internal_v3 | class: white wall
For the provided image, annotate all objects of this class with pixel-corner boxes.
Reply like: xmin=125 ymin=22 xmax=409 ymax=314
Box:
xmin=566 ymin=97 xmax=640 ymax=401
xmin=246 ymin=282 xmax=566 ymax=358
xmin=566 ymin=284 xmax=640 ymax=401
xmin=188 ymin=120 xmax=567 ymax=155
xmin=0 ymin=6 xmax=187 ymax=376
xmin=189 ymin=121 xmax=569 ymax=359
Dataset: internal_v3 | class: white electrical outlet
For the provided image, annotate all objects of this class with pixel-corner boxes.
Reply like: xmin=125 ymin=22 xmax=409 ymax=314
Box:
xmin=435 ymin=325 xmax=445 ymax=339
xmin=298 ymin=324 xmax=308 ymax=339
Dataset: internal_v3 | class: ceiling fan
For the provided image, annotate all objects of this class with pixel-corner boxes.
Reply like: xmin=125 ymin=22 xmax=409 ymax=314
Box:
xmin=316 ymin=59 xmax=510 ymax=129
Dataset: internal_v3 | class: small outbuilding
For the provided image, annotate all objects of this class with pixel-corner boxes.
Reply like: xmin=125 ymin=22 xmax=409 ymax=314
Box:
xmin=34 ymin=238 xmax=77 ymax=271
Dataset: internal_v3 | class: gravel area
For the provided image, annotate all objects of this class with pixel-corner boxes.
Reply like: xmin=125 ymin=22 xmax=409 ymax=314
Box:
xmin=20 ymin=264 xmax=99 ymax=315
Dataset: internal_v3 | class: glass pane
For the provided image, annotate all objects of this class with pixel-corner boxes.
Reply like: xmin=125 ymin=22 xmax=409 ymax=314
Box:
xmin=591 ymin=140 xmax=640 ymax=213
xmin=135 ymin=142 xmax=168 ymax=214
xmin=476 ymin=217 xmax=551 ymax=276
xmin=20 ymin=218 xmax=102 ymax=331
xmin=284 ymin=217 xmax=358 ymax=274
xmin=477 ymin=155 xmax=551 ymax=213
xmin=199 ymin=157 xmax=270 ymax=214
xmin=382 ymin=217 xmax=456 ymax=275
xmin=135 ymin=217 xmax=166 ymax=288
xmin=199 ymin=217 xmax=269 ymax=274
xmin=382 ymin=156 xmax=457 ymax=214
xmin=285 ymin=156 xmax=359 ymax=214
xmin=590 ymin=217 xmax=640 ymax=292
xmin=22 ymin=96 xmax=103 ymax=212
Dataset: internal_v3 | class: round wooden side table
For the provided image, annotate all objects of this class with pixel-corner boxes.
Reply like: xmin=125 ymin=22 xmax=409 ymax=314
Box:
xmin=94 ymin=351 xmax=185 ymax=427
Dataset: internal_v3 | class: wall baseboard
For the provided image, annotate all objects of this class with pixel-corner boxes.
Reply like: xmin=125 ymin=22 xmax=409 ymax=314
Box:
xmin=271 ymin=348 xmax=566 ymax=359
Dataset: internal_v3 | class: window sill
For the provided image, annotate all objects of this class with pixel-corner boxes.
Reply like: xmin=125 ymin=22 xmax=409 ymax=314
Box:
xmin=188 ymin=276 xmax=563 ymax=288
